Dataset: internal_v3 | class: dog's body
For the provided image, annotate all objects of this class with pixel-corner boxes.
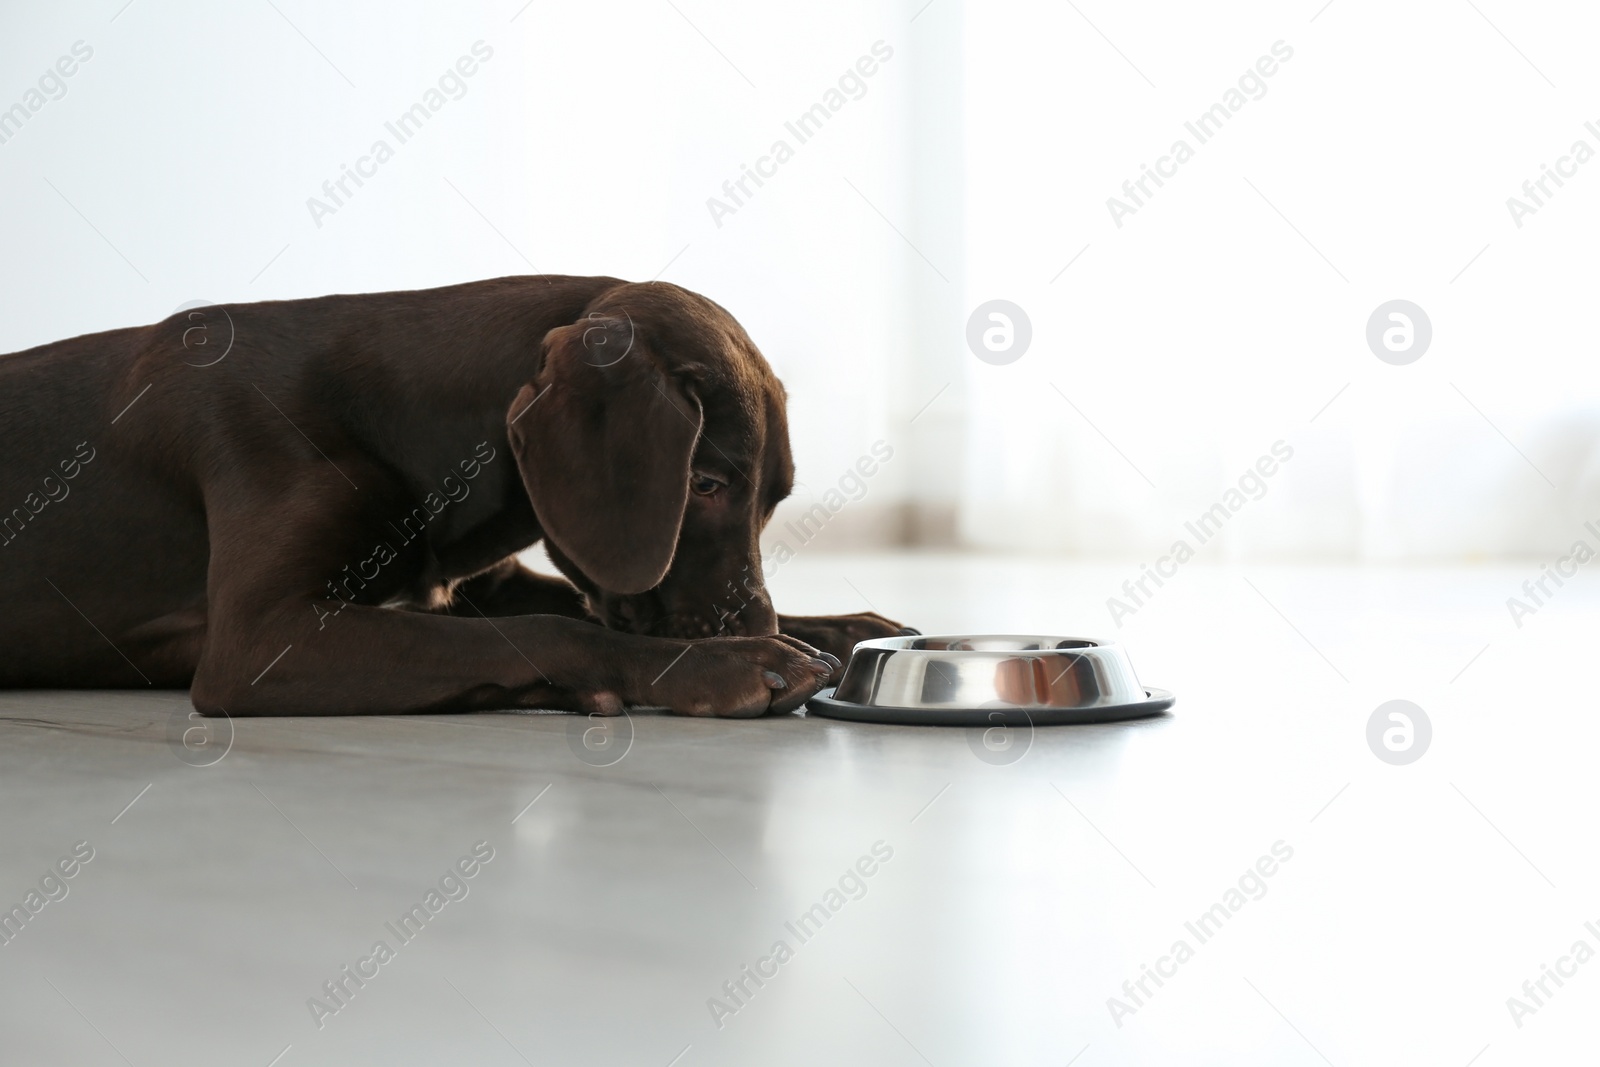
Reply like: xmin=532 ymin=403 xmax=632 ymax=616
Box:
xmin=0 ymin=276 xmax=902 ymax=715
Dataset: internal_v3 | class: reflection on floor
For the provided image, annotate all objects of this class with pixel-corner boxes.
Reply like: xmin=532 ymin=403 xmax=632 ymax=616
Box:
xmin=1 ymin=553 xmax=1593 ymax=1065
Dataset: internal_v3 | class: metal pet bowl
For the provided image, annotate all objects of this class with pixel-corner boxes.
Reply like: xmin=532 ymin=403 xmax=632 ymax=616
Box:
xmin=805 ymin=634 xmax=1174 ymax=726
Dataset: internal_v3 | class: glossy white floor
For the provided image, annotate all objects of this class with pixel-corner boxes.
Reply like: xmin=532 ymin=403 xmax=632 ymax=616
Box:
xmin=2 ymin=552 xmax=1595 ymax=1066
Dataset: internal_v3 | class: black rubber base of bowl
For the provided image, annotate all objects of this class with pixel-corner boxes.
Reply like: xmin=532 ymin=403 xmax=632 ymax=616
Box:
xmin=804 ymin=687 xmax=1175 ymax=726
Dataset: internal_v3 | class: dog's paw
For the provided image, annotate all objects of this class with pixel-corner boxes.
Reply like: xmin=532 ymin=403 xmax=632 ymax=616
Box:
xmin=777 ymin=612 xmax=912 ymax=683
xmin=648 ymin=635 xmax=837 ymax=717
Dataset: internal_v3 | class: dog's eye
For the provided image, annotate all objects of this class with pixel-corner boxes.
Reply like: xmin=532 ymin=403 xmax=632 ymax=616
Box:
xmin=690 ymin=472 xmax=726 ymax=496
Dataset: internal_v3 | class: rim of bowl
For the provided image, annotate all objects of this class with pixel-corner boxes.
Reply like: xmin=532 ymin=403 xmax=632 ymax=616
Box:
xmin=850 ymin=634 xmax=1119 ymax=655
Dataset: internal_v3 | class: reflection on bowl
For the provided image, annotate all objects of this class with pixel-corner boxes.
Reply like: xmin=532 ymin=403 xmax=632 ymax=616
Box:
xmin=810 ymin=635 xmax=1173 ymax=726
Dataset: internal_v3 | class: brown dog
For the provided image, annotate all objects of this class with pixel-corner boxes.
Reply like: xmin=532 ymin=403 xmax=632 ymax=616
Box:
xmin=0 ymin=276 xmax=907 ymax=716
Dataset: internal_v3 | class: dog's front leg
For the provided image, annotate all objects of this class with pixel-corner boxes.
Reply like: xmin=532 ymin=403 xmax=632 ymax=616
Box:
xmin=189 ymin=477 xmax=837 ymax=717
xmin=192 ymin=604 xmax=832 ymax=717
xmin=777 ymin=612 xmax=915 ymax=684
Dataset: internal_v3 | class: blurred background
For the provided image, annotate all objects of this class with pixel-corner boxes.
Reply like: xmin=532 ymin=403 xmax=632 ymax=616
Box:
xmin=9 ymin=8 xmax=1600 ymax=1065
xmin=3 ymin=0 xmax=1597 ymax=564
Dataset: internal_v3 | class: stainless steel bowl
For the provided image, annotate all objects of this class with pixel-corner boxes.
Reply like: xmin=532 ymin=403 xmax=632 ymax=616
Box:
xmin=806 ymin=635 xmax=1173 ymax=725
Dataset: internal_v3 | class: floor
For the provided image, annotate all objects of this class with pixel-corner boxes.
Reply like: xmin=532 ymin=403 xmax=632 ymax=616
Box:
xmin=2 ymin=553 xmax=1594 ymax=1066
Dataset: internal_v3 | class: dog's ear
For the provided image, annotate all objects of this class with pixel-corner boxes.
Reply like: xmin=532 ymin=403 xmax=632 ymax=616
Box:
xmin=508 ymin=314 xmax=703 ymax=595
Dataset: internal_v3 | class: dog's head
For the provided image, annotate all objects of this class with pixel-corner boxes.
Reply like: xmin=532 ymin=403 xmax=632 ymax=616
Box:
xmin=507 ymin=281 xmax=792 ymax=638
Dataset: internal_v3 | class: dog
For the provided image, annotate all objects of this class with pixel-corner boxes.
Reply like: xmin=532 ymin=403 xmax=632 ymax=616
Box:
xmin=0 ymin=276 xmax=909 ymax=716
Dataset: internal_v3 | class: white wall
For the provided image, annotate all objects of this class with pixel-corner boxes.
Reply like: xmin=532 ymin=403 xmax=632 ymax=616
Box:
xmin=0 ymin=0 xmax=929 ymax=549
xmin=958 ymin=0 xmax=1600 ymax=561
xmin=4 ymin=1 xmax=1597 ymax=562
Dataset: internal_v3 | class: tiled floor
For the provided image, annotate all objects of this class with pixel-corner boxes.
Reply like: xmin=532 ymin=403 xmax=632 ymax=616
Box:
xmin=1 ymin=553 xmax=1594 ymax=1065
